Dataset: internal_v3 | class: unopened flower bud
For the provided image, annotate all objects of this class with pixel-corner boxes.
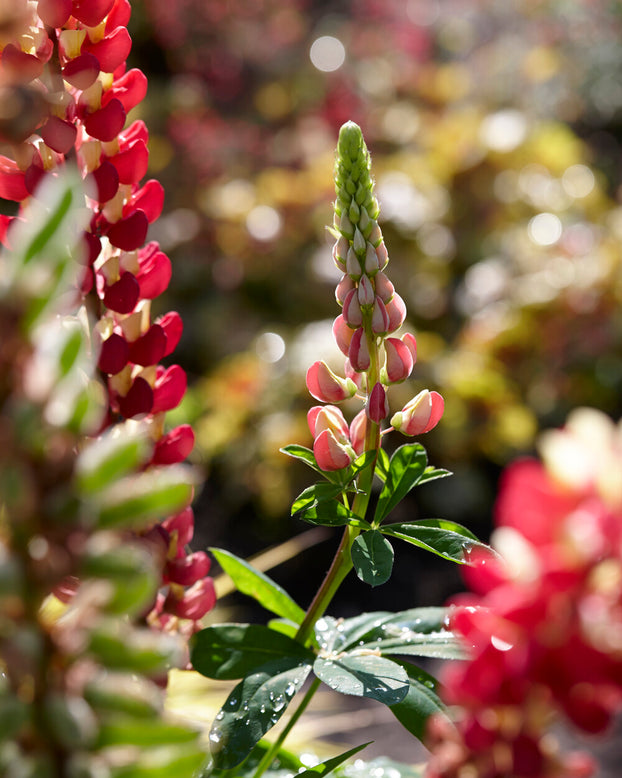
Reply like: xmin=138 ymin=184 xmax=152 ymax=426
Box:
xmin=364 ymin=241 xmax=380 ymax=275
xmin=385 ymin=293 xmax=406 ymax=332
xmin=384 ymin=337 xmax=414 ymax=383
xmin=349 ymin=199 xmax=360 ymax=223
xmin=375 ymin=240 xmax=388 ymax=269
xmin=349 ymin=409 xmax=367 ymax=454
xmin=346 ymin=246 xmax=362 ymax=280
xmin=340 ymin=211 xmax=354 ymax=239
xmin=368 ymin=220 xmax=382 ymax=246
xmin=355 ymin=182 xmax=367 ymax=205
xmin=391 ymin=389 xmax=444 ymax=436
xmin=358 ymin=274 xmax=374 ymax=307
xmin=367 ymin=382 xmax=389 ymax=423
xmin=306 ymin=360 xmax=357 ymax=403
xmin=371 ymin=296 xmax=390 ymax=334
xmin=344 ymin=357 xmax=366 ymax=390
xmin=349 ymin=328 xmax=370 ymax=372
xmin=332 ymin=314 xmax=354 ymax=355
xmin=313 ymin=428 xmax=354 ymax=471
xmin=335 ymin=274 xmax=355 ymax=306
xmin=333 ymin=236 xmax=349 ymax=270
xmin=343 ymin=288 xmax=363 ymax=328
xmin=353 ymin=226 xmax=366 ymax=256
xmin=401 ymin=332 xmax=417 ymax=365
xmin=374 ymin=271 xmax=395 ymax=303
xmin=359 ymin=206 xmax=371 ymax=237
xmin=308 ymin=404 xmax=350 ymax=441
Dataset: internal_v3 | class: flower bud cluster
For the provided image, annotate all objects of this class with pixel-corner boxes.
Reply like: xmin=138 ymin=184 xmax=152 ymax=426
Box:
xmin=0 ymin=0 xmax=214 ymax=627
xmin=306 ymin=122 xmax=444 ymax=471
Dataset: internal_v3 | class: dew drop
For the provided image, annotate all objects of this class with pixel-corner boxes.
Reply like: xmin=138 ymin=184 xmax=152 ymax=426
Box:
xmin=260 ymin=704 xmax=266 ymax=714
xmin=215 ymin=710 xmax=224 ymax=721
xmin=285 ymin=683 xmax=296 ymax=697
xmin=226 ymin=695 xmax=239 ymax=709
xmin=209 ymin=727 xmax=222 ymax=746
xmin=273 ymin=694 xmax=286 ymax=712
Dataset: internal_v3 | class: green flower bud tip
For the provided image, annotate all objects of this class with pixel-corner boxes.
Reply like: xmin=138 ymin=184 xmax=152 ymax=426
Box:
xmin=335 ymin=121 xmax=373 ymax=197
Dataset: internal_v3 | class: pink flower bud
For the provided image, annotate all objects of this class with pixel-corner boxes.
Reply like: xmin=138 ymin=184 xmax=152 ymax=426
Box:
xmin=343 ymin=288 xmax=363 ymax=328
xmin=349 ymin=409 xmax=367 ymax=454
xmin=367 ymin=382 xmax=389 ymax=423
xmin=333 ymin=236 xmax=349 ymax=270
xmin=364 ymin=242 xmax=380 ymax=275
xmin=371 ymin=296 xmax=390 ymax=334
xmin=358 ymin=274 xmax=375 ymax=307
xmin=374 ymin=271 xmax=394 ymax=303
xmin=385 ymin=292 xmax=406 ymax=332
xmin=375 ymin=240 xmax=389 ymax=269
xmin=353 ymin=226 xmax=366 ymax=255
xmin=313 ymin=428 xmax=354 ymax=471
xmin=306 ymin=360 xmax=356 ymax=403
xmin=391 ymin=390 xmax=444 ymax=436
xmin=346 ymin=246 xmax=361 ymax=280
xmin=335 ymin=274 xmax=355 ymax=306
xmin=348 ymin=328 xmax=370 ymax=372
xmin=166 ymin=551 xmax=211 ymax=586
xmin=333 ymin=314 xmax=354 ymax=356
xmin=307 ymin=404 xmax=350 ymax=442
xmin=384 ymin=337 xmax=414 ymax=383
xmin=368 ymin=220 xmax=382 ymax=245
xmin=401 ymin=332 xmax=417 ymax=365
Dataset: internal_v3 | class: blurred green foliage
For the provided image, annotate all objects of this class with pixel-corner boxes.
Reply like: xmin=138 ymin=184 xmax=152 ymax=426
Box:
xmin=126 ymin=0 xmax=622 ymax=594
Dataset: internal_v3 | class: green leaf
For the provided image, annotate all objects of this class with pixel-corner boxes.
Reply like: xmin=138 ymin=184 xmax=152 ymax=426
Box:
xmin=190 ymin=624 xmax=314 ymax=680
xmin=296 ymin=742 xmax=372 ymax=778
xmin=343 ymin=607 xmax=449 ymax=644
xmin=95 ymin=465 xmax=197 ymax=529
xmin=417 ymin=467 xmax=452 ymax=486
xmin=23 ymin=187 xmax=74 ymax=264
xmin=381 ymin=519 xmax=488 ymax=564
xmin=108 ymin=745 xmax=206 ymax=778
xmin=76 ymin=429 xmax=151 ymax=495
xmin=88 ymin=624 xmax=184 ymax=675
xmin=96 ymin=718 xmax=199 ymax=747
xmin=292 ymin=483 xmax=369 ymax=528
xmin=388 ymin=661 xmax=448 ymax=742
xmin=210 ymin=548 xmax=305 ymax=624
xmin=210 ymin=659 xmax=312 ymax=770
xmin=313 ymin=654 xmax=409 ymax=706
xmin=373 ymin=444 xmax=428 ymax=524
xmin=351 ymin=531 xmax=394 ymax=587
xmin=266 ymin=619 xmax=299 ymax=639
xmin=369 ymin=633 xmax=466 ymax=661
xmin=280 ymin=445 xmax=348 ymax=486
xmin=374 ymin=448 xmax=390 ymax=484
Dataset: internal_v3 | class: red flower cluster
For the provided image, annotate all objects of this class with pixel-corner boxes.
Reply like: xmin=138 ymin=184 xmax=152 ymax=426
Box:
xmin=0 ymin=0 xmax=214 ymax=628
xmin=426 ymin=409 xmax=622 ymax=778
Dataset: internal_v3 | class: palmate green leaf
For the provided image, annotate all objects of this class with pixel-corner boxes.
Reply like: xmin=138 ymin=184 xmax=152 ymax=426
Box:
xmin=96 ymin=718 xmax=199 ymax=747
xmin=291 ymin=483 xmax=370 ymax=528
xmin=313 ymin=654 xmax=409 ymax=706
xmin=381 ymin=519 xmax=489 ymax=564
xmin=345 ymin=607 xmax=449 ymax=644
xmin=75 ymin=428 xmax=151 ymax=495
xmin=351 ymin=531 xmax=394 ymax=587
xmin=95 ymin=465 xmax=197 ymax=530
xmin=210 ymin=548 xmax=305 ymax=624
xmin=388 ymin=661 xmax=447 ymax=742
xmin=280 ymin=445 xmax=352 ymax=487
xmin=417 ymin=466 xmax=452 ymax=486
xmin=190 ymin=624 xmax=314 ymax=680
xmin=210 ymin=659 xmax=312 ymax=770
xmin=297 ymin=742 xmax=372 ymax=778
xmin=373 ymin=444 xmax=428 ymax=524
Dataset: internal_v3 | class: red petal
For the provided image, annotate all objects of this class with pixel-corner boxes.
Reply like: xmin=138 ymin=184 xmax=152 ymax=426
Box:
xmin=102 ymin=271 xmax=139 ymax=313
xmin=152 ymin=365 xmax=186 ymax=414
xmin=162 ymin=507 xmax=194 ymax=548
xmin=103 ymin=68 xmax=147 ymax=113
xmin=107 ymin=210 xmax=148 ymax=251
xmin=1 ymin=44 xmax=44 ymax=82
xmin=0 ymin=156 xmax=28 ymax=201
xmin=39 ymin=116 xmax=77 ymax=155
xmin=119 ymin=119 xmax=148 ymax=146
xmin=62 ymin=52 xmax=100 ymax=90
xmin=38 ymin=0 xmax=72 ymax=27
xmin=136 ymin=243 xmax=171 ymax=298
xmin=152 ymin=424 xmax=194 ymax=465
xmin=24 ymin=162 xmax=47 ymax=197
xmin=127 ymin=324 xmax=167 ymax=367
xmin=125 ymin=179 xmax=163 ymax=223
xmin=84 ymin=98 xmax=126 ymax=142
xmin=109 ymin=139 xmax=148 ymax=184
xmin=88 ymin=159 xmax=119 ymax=203
xmin=97 ymin=331 xmax=128 ymax=374
xmin=106 ymin=0 xmax=131 ymax=31
xmin=82 ymin=231 xmax=102 ymax=265
xmin=72 ymin=0 xmax=115 ymax=27
xmin=164 ymin=578 xmax=216 ymax=621
xmin=158 ymin=311 xmax=182 ymax=356
xmin=117 ymin=375 xmax=153 ymax=418
xmin=82 ymin=26 xmax=131 ymax=73
xmin=165 ymin=551 xmax=211 ymax=586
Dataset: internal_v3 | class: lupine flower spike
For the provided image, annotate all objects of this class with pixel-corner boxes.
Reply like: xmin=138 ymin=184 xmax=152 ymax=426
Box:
xmin=304 ymin=121 xmax=443 ymax=469
xmin=0 ymin=0 xmax=214 ymax=630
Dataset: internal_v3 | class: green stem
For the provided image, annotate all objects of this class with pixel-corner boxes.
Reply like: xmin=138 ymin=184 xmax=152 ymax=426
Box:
xmin=252 ymin=678 xmax=322 ymax=778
